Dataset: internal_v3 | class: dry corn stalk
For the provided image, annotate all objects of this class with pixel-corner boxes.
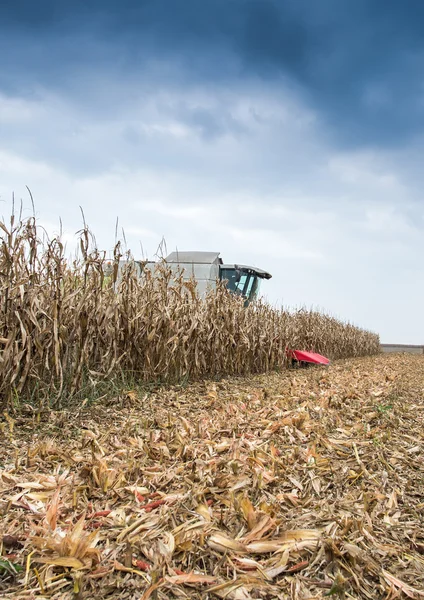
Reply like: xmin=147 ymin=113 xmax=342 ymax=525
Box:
xmin=0 ymin=213 xmax=380 ymax=409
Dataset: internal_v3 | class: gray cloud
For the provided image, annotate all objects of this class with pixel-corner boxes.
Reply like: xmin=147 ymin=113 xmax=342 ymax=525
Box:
xmin=2 ymin=1 xmax=424 ymax=147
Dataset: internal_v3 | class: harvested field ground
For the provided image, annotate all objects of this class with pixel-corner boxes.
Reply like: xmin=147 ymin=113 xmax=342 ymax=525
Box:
xmin=1 ymin=354 xmax=424 ymax=599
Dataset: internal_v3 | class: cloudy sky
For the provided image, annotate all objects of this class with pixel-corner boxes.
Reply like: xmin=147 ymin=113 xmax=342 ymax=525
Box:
xmin=1 ymin=1 xmax=423 ymax=343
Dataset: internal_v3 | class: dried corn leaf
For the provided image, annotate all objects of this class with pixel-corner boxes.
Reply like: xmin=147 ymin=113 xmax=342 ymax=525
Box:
xmin=35 ymin=556 xmax=85 ymax=569
xmin=208 ymin=533 xmax=247 ymax=554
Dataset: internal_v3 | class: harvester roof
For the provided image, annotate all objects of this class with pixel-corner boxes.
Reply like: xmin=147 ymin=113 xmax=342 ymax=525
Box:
xmin=221 ymin=264 xmax=272 ymax=280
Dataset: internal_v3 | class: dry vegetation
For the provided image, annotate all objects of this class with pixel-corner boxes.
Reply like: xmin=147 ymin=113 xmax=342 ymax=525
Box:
xmin=0 ymin=215 xmax=379 ymax=409
xmin=1 ymin=353 xmax=424 ymax=599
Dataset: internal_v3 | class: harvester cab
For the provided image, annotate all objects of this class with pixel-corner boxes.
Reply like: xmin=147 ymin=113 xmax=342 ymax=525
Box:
xmin=220 ymin=264 xmax=272 ymax=305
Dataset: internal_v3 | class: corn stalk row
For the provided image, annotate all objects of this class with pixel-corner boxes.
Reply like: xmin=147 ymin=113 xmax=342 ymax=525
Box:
xmin=0 ymin=215 xmax=380 ymax=408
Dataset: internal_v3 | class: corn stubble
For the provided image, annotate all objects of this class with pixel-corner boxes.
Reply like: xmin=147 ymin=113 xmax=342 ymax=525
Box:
xmin=1 ymin=354 xmax=424 ymax=599
xmin=0 ymin=214 xmax=379 ymax=408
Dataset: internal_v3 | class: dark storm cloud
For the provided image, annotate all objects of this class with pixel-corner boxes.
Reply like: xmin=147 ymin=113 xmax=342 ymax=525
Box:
xmin=2 ymin=0 xmax=424 ymax=146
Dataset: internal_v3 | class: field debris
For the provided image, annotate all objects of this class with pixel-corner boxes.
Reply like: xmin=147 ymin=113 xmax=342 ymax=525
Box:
xmin=1 ymin=353 xmax=424 ymax=599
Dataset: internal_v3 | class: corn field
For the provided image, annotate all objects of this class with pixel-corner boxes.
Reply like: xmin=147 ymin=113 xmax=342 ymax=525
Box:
xmin=0 ymin=214 xmax=380 ymax=408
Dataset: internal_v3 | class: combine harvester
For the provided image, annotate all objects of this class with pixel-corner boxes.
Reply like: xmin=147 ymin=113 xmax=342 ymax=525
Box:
xmin=138 ymin=251 xmax=330 ymax=367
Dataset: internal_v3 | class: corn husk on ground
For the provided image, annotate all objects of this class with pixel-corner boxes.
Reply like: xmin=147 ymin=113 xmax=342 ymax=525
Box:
xmin=1 ymin=353 xmax=424 ymax=599
xmin=0 ymin=215 xmax=379 ymax=409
